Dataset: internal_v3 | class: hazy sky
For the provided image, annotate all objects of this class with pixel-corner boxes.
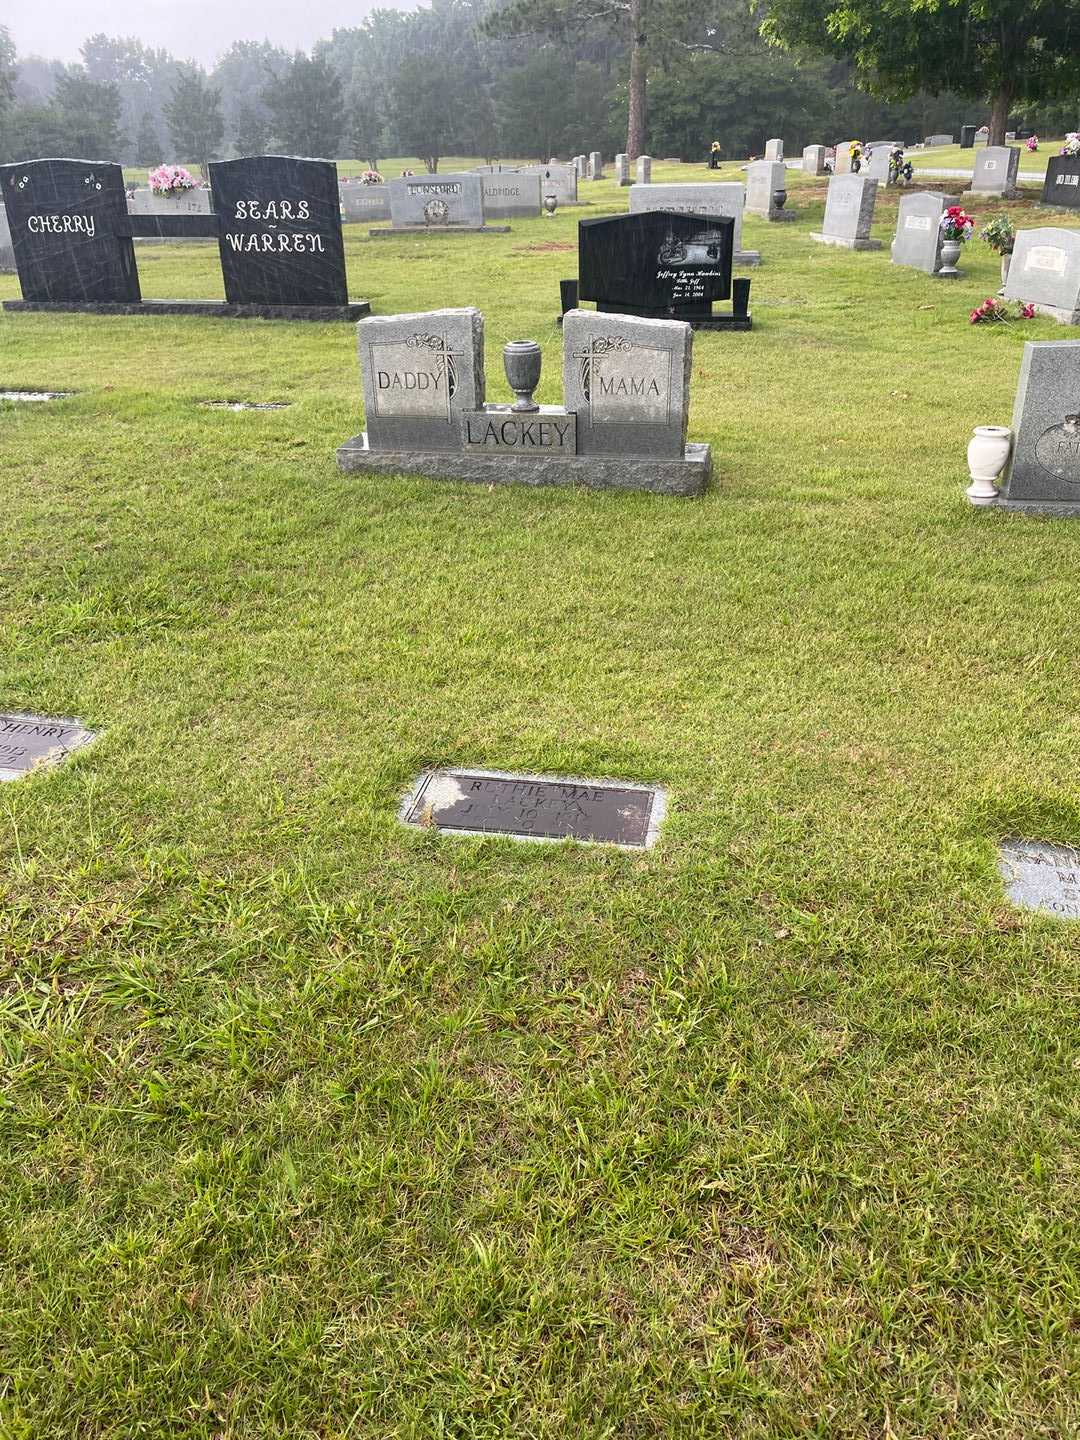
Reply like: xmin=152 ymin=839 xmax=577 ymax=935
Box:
xmin=7 ymin=0 xmax=406 ymax=68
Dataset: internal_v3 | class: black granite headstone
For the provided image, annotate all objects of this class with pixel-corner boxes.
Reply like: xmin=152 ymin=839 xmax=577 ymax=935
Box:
xmin=209 ymin=155 xmax=349 ymax=308
xmin=579 ymin=210 xmax=734 ymax=322
xmin=0 ymin=158 xmax=138 ymax=303
xmin=960 ymin=125 xmax=976 ymax=149
xmin=1042 ymin=156 xmax=1080 ymax=209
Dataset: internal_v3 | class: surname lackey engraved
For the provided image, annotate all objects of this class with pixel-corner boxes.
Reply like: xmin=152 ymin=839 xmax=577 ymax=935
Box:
xmin=462 ymin=411 xmax=576 ymax=452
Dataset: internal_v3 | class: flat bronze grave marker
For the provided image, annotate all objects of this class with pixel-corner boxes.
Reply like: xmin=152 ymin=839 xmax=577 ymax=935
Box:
xmin=999 ymin=837 xmax=1080 ymax=920
xmin=0 ymin=712 xmax=96 ymax=781
xmin=400 ymin=768 xmax=667 ymax=847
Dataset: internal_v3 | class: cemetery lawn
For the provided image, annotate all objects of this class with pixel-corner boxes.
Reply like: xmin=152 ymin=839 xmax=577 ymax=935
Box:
xmin=2 ymin=166 xmax=1080 ymax=1440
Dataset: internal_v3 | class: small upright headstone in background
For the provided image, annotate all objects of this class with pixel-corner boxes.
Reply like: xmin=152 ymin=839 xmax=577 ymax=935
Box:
xmin=997 ymin=340 xmax=1080 ymax=514
xmin=999 ymin=837 xmax=1080 ymax=915
xmin=385 ymin=172 xmax=494 ymax=231
xmin=891 ymin=191 xmax=954 ymax=274
xmin=563 ymin=306 xmax=692 ymax=459
xmin=810 ymin=174 xmax=881 ymax=250
xmin=0 ymin=713 xmax=96 ymax=781
xmin=745 ymin=160 xmax=794 ymax=221
xmin=629 ymin=181 xmax=759 ymax=264
xmin=924 ymin=134 xmax=953 ymax=148
xmin=340 ymin=184 xmax=391 ymax=223
xmin=764 ymin=138 xmax=783 ymax=162
xmin=960 ymin=125 xmax=976 ymax=149
xmin=969 ymin=146 xmax=1020 ymax=198
xmin=588 ymin=151 xmax=604 ymax=180
xmin=1003 ymin=228 xmax=1080 ymax=324
xmin=803 ymin=145 xmax=827 ymax=175
xmin=833 ymin=143 xmax=854 ymax=175
xmin=480 ymin=172 xmax=542 ymax=219
xmin=356 ymin=307 xmax=485 ymax=454
xmin=865 ymin=144 xmax=900 ymax=185
xmin=636 ymin=155 xmax=652 ymax=184
xmin=615 ymin=153 xmax=630 ymax=186
xmin=1042 ymin=156 xmax=1080 ymax=210
xmin=573 ymin=155 xmax=586 ymax=179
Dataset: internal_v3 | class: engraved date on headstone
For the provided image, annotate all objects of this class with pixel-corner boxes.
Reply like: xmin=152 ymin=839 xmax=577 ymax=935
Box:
xmin=999 ymin=837 xmax=1080 ymax=920
xmin=400 ymin=768 xmax=666 ymax=846
xmin=0 ymin=712 xmax=96 ymax=780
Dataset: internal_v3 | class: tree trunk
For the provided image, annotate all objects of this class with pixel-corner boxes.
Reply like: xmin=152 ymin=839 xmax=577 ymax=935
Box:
xmin=988 ymin=84 xmax=1012 ymax=147
xmin=626 ymin=0 xmax=647 ymax=161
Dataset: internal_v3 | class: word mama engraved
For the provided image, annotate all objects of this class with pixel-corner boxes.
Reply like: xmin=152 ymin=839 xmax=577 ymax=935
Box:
xmin=579 ymin=336 xmax=670 ymax=425
xmin=462 ymin=410 xmax=576 ymax=452
xmin=0 ymin=712 xmax=96 ymax=780
xmin=400 ymin=768 xmax=667 ymax=846
xmin=999 ymin=837 xmax=1080 ymax=919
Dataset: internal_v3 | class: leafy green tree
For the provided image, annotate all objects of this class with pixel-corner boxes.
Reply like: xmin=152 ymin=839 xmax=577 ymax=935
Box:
xmin=391 ymin=56 xmax=464 ymax=171
xmin=211 ymin=40 xmax=289 ymax=152
xmin=164 ymin=67 xmax=225 ymax=170
xmin=80 ymin=34 xmax=185 ymax=163
xmin=346 ymin=94 xmax=384 ymax=169
xmin=262 ymin=53 xmax=344 ymax=157
xmin=233 ymin=103 xmax=270 ymax=156
xmin=761 ymin=0 xmax=1080 ymax=146
xmin=53 ymin=70 xmax=125 ymax=157
xmin=0 ymin=103 xmax=68 ymax=163
xmin=0 ymin=25 xmax=16 ymax=122
xmin=134 ymin=111 xmax=161 ymax=165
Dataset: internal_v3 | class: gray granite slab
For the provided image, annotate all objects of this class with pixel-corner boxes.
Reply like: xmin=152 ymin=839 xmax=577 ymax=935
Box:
xmin=588 ymin=151 xmax=603 ymax=180
xmin=970 ymin=146 xmax=1020 ymax=196
xmin=745 ymin=161 xmax=791 ymax=219
xmin=1003 ymin=228 xmax=1080 ymax=321
xmin=925 ymin=134 xmax=953 ymax=147
xmin=399 ymin=767 xmax=668 ymax=847
xmin=833 ymin=142 xmax=855 ymax=175
xmin=630 ymin=181 xmax=758 ymax=263
xmin=480 ymin=172 xmax=541 ymax=218
xmin=337 ymin=433 xmax=710 ymax=495
xmin=562 ymin=307 xmax=691 ymax=459
xmin=864 ymin=144 xmax=900 ymax=184
xmin=811 ymin=174 xmax=880 ymax=248
xmin=999 ymin=837 xmax=1080 ymax=919
xmin=388 ymin=173 xmax=485 ymax=228
xmin=615 ymin=153 xmax=629 ymax=186
xmin=0 ymin=200 xmax=13 ymax=272
xmin=999 ymin=340 xmax=1080 ymax=509
xmin=127 ymin=188 xmax=213 ymax=215
xmin=358 ymin=307 xmax=484 ymax=453
xmin=764 ymin=139 xmax=783 ymax=161
xmin=340 ymin=184 xmax=391 ymax=222
xmin=0 ymin=712 xmax=96 ymax=781
xmin=802 ymin=145 xmax=827 ymax=175
xmin=891 ymin=191 xmax=954 ymax=273
xmin=636 ymin=155 xmax=652 ymax=185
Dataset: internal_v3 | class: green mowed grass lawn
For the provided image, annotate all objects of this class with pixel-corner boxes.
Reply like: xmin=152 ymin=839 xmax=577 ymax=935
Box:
xmin=907 ymin=140 xmax=1060 ymax=178
xmin=1 ymin=168 xmax=1078 ymax=1439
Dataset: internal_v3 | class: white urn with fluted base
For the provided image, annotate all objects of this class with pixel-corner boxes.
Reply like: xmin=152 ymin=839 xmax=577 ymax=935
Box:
xmin=966 ymin=425 xmax=1012 ymax=506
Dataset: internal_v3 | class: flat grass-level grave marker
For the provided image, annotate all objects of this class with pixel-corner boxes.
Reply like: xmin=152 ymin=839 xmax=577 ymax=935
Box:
xmin=999 ymin=838 xmax=1080 ymax=920
xmin=0 ymin=713 xmax=96 ymax=781
xmin=0 ymin=389 xmax=73 ymax=401
xmin=400 ymin=769 xmax=667 ymax=847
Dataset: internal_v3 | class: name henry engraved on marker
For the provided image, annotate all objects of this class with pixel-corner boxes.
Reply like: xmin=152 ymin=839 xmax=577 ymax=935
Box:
xmin=0 ymin=712 xmax=96 ymax=779
xmin=401 ymin=768 xmax=665 ymax=846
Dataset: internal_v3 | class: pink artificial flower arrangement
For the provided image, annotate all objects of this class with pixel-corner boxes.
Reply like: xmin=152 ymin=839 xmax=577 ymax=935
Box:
xmin=148 ymin=164 xmax=196 ymax=196
xmin=1026 ymin=135 xmax=1039 ymax=152
xmin=360 ymin=170 xmax=384 ymax=185
xmin=969 ymin=297 xmax=1036 ymax=324
xmin=940 ymin=205 xmax=976 ymax=242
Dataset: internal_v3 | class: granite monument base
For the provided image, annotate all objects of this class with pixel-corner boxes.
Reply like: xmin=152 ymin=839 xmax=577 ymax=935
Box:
xmin=992 ymin=497 xmax=1080 ymax=517
xmin=809 ymin=233 xmax=882 ymax=251
xmin=735 ymin=250 xmax=761 ymax=266
xmin=368 ymin=225 xmax=511 ymax=238
xmin=595 ymin=302 xmax=751 ymax=331
xmin=337 ymin=432 xmax=711 ymax=497
xmin=3 ymin=298 xmax=371 ymax=322
xmin=1019 ymin=301 xmax=1080 ymax=325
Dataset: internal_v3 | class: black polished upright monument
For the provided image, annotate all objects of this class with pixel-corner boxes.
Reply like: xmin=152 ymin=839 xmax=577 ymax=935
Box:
xmin=1 ymin=154 xmax=369 ymax=321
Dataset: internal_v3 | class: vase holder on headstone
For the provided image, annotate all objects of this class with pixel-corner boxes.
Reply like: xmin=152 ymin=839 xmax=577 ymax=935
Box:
xmin=337 ymin=305 xmax=711 ymax=497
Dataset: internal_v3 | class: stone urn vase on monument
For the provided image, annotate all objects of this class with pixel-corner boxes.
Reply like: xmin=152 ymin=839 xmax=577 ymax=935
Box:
xmin=543 ymin=192 xmax=558 ymax=216
xmin=966 ymin=425 xmax=1012 ymax=506
xmin=503 ymin=340 xmax=542 ymax=411
xmin=773 ymin=188 xmax=787 ymax=213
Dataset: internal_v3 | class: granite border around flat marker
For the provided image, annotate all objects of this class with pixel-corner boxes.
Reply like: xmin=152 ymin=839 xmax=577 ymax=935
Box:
xmin=0 ymin=711 xmax=98 ymax=782
xmin=3 ymin=299 xmax=370 ymax=321
xmin=368 ymin=225 xmax=511 ymax=238
xmin=337 ymin=433 xmax=711 ymax=497
xmin=397 ymin=767 xmax=669 ymax=849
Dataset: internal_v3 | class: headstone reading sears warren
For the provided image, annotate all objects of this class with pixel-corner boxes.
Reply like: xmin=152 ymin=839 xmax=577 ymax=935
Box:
xmin=0 ymin=712 xmax=96 ymax=781
xmin=1003 ymin=227 xmax=1080 ymax=323
xmin=891 ymin=191 xmax=955 ymax=274
xmin=0 ymin=158 xmax=139 ymax=303
xmin=997 ymin=340 xmax=1080 ymax=514
xmin=969 ymin=145 xmax=1020 ymax=198
xmin=356 ymin=307 xmax=485 ymax=454
xmin=1042 ymin=156 xmax=1080 ymax=209
xmin=636 ymin=155 xmax=652 ymax=185
xmin=810 ymin=174 xmax=881 ymax=250
xmin=385 ymin=172 xmax=498 ymax=232
xmin=209 ymin=156 xmax=351 ymax=309
xmin=480 ymin=172 xmax=542 ymax=219
xmin=745 ymin=160 xmax=793 ymax=220
xmin=630 ymin=181 xmax=759 ymax=264
xmin=999 ymin=837 xmax=1080 ymax=918
xmin=577 ymin=209 xmax=748 ymax=329
xmin=803 ymin=144 xmax=828 ymax=175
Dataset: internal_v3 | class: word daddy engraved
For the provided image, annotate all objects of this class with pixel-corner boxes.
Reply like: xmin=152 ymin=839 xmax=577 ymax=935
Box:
xmin=999 ymin=837 xmax=1080 ymax=919
xmin=400 ymin=768 xmax=667 ymax=846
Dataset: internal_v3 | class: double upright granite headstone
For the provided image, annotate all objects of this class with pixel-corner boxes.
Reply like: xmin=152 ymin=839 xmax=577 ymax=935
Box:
xmin=575 ymin=210 xmax=750 ymax=329
xmin=1 ymin=154 xmax=368 ymax=320
xmin=891 ymin=191 xmax=955 ymax=275
xmin=996 ymin=340 xmax=1080 ymax=514
xmin=745 ymin=161 xmax=794 ymax=221
xmin=1042 ymin=156 xmax=1080 ymax=210
xmin=810 ymin=174 xmax=881 ymax=250
xmin=337 ymin=305 xmax=711 ymax=495
xmin=969 ymin=146 xmax=1020 ymax=198
xmin=1003 ymin=227 xmax=1080 ymax=323
xmin=630 ymin=181 xmax=759 ymax=264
